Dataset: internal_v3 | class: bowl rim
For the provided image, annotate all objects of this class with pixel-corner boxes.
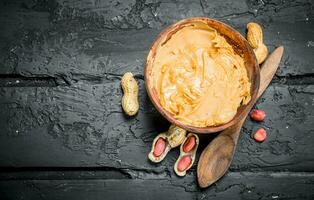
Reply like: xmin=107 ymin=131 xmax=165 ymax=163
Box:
xmin=144 ymin=17 xmax=260 ymax=134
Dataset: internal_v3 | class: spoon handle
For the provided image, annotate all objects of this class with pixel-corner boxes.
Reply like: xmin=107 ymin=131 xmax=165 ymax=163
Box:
xmin=197 ymin=46 xmax=284 ymax=188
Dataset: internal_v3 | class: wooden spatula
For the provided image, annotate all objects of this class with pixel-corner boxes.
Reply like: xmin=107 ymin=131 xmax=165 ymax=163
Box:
xmin=197 ymin=46 xmax=284 ymax=188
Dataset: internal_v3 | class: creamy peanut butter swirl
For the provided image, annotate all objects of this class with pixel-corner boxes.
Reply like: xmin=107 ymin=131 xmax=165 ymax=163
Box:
xmin=151 ymin=22 xmax=251 ymax=127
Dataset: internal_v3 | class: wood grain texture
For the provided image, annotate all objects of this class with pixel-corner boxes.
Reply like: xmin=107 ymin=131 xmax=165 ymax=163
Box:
xmin=1 ymin=82 xmax=314 ymax=171
xmin=0 ymin=0 xmax=313 ymax=199
xmin=1 ymin=172 xmax=314 ymax=200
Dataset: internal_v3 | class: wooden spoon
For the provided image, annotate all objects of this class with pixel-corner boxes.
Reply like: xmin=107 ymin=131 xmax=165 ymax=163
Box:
xmin=197 ymin=46 xmax=284 ymax=188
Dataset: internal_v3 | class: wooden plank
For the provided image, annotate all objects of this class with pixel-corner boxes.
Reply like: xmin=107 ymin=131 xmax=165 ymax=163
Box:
xmin=0 ymin=81 xmax=313 ymax=171
xmin=0 ymin=0 xmax=313 ymax=198
xmin=0 ymin=172 xmax=314 ymax=200
xmin=233 ymin=84 xmax=314 ymax=171
xmin=0 ymin=0 xmax=313 ymax=77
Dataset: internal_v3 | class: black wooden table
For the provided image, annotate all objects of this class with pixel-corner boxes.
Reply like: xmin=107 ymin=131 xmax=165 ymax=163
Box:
xmin=0 ymin=0 xmax=313 ymax=199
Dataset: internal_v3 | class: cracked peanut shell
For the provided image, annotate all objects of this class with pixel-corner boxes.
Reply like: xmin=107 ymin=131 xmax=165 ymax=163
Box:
xmin=148 ymin=132 xmax=172 ymax=163
xmin=174 ymin=133 xmax=199 ymax=176
xmin=166 ymin=124 xmax=187 ymax=148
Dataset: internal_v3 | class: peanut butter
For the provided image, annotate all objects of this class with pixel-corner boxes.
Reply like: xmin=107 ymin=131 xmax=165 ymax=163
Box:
xmin=151 ymin=22 xmax=251 ymax=127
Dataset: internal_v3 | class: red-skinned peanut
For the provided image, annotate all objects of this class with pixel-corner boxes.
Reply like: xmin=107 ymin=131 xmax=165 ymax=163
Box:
xmin=183 ymin=136 xmax=196 ymax=153
xmin=253 ymin=128 xmax=267 ymax=142
xmin=250 ymin=109 xmax=266 ymax=121
xmin=153 ymin=138 xmax=166 ymax=157
xmin=177 ymin=155 xmax=192 ymax=172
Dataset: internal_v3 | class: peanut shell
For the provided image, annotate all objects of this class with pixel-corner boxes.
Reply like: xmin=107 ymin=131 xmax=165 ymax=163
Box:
xmin=254 ymin=43 xmax=268 ymax=64
xmin=167 ymin=125 xmax=187 ymax=148
xmin=121 ymin=72 xmax=139 ymax=116
xmin=174 ymin=133 xmax=199 ymax=176
xmin=148 ymin=133 xmax=171 ymax=163
xmin=247 ymin=22 xmax=263 ymax=49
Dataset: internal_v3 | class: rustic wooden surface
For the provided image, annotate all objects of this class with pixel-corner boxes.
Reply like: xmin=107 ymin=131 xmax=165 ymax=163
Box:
xmin=0 ymin=0 xmax=314 ymax=199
